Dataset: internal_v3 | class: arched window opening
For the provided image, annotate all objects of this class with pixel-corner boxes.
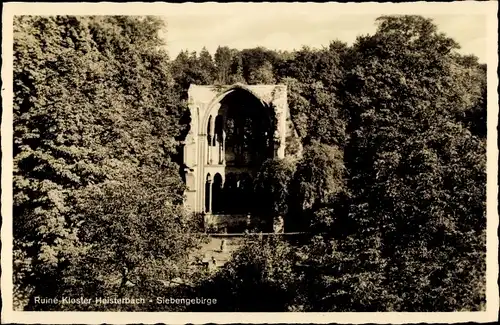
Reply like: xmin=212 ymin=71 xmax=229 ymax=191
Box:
xmin=212 ymin=173 xmax=223 ymax=214
xmin=202 ymin=87 xmax=275 ymax=216
xmin=223 ymin=173 xmax=238 ymax=214
xmin=218 ymin=89 xmax=273 ymax=168
xmin=238 ymin=173 xmax=253 ymax=213
xmin=215 ymin=115 xmax=224 ymax=164
xmin=205 ymin=173 xmax=212 ymax=213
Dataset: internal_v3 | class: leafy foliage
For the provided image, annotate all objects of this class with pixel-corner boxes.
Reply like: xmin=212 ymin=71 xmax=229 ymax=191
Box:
xmin=253 ymin=158 xmax=296 ymax=225
xmin=277 ymin=44 xmax=348 ymax=147
xmin=13 ymin=14 xmax=487 ymax=312
xmin=288 ymin=142 xmax=346 ymax=231
xmin=171 ymin=48 xmax=216 ymax=96
xmin=342 ymin=15 xmax=486 ymax=310
xmin=13 ymin=16 xmax=201 ymax=310
xmin=190 ymin=236 xmax=299 ymax=312
xmin=293 ymin=234 xmax=392 ymax=311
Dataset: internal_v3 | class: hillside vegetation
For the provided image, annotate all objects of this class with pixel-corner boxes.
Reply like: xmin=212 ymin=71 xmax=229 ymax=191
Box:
xmin=13 ymin=15 xmax=486 ymax=311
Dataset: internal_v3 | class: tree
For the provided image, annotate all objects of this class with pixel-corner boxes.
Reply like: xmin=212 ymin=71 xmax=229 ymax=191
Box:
xmin=228 ymin=50 xmax=246 ymax=84
xmin=343 ymin=15 xmax=486 ymax=310
xmin=253 ymin=158 xmax=296 ymax=227
xmin=240 ymin=47 xmax=279 ymax=82
xmin=171 ymin=49 xmax=215 ymax=95
xmin=284 ymin=78 xmax=346 ymax=147
xmin=190 ymin=236 xmax=299 ymax=312
xmin=49 ymin=168 xmax=204 ymax=311
xmin=198 ymin=47 xmax=216 ymax=84
xmin=276 ymin=42 xmax=347 ymax=88
xmin=293 ymin=233 xmax=393 ymax=311
xmin=277 ymin=43 xmax=348 ymax=147
xmin=247 ymin=60 xmax=276 ymax=84
xmin=214 ymin=46 xmax=233 ymax=84
xmin=13 ymin=15 xmax=200 ymax=310
xmin=288 ymin=142 xmax=345 ymax=231
xmin=453 ymin=56 xmax=486 ymax=138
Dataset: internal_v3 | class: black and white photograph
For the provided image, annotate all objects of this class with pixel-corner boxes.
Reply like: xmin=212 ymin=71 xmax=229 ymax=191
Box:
xmin=1 ymin=1 xmax=498 ymax=324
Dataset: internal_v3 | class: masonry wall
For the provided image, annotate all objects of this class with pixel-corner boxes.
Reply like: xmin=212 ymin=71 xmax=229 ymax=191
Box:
xmin=183 ymin=83 xmax=300 ymax=214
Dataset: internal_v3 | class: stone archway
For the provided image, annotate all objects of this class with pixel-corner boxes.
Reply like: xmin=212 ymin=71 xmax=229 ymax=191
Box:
xmin=219 ymin=88 xmax=274 ymax=168
xmin=212 ymin=173 xmax=223 ymax=214
xmin=182 ymin=83 xmax=297 ymax=216
xmin=205 ymin=173 xmax=211 ymax=213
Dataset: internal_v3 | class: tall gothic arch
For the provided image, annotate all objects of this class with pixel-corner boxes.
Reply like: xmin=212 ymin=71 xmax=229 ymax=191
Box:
xmin=182 ymin=83 xmax=297 ymax=217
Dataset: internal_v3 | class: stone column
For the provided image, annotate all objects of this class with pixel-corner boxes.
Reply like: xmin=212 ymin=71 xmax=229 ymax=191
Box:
xmin=207 ymin=136 xmax=211 ymax=164
xmin=207 ymin=122 xmax=212 ymax=165
xmin=218 ymin=130 xmax=224 ymax=164
xmin=209 ymin=117 xmax=215 ymax=164
xmin=278 ymin=110 xmax=286 ymax=158
xmin=220 ymin=130 xmax=226 ymax=164
xmin=198 ymin=133 xmax=206 ymax=212
xmin=219 ymin=175 xmax=225 ymax=214
xmin=278 ymin=89 xmax=288 ymax=158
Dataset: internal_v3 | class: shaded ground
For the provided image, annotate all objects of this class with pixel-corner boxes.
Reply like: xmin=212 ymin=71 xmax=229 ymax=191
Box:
xmin=196 ymin=236 xmax=243 ymax=268
xmin=191 ymin=232 xmax=308 ymax=270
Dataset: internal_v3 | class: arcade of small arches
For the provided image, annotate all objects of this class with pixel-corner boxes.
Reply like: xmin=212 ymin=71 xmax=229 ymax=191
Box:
xmin=204 ymin=171 xmax=256 ymax=215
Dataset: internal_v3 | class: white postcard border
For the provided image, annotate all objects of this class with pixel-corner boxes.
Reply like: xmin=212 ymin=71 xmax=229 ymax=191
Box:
xmin=2 ymin=2 xmax=498 ymax=324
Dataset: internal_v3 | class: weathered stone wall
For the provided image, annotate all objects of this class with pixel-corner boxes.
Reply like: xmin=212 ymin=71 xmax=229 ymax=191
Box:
xmin=285 ymin=106 xmax=303 ymax=159
xmin=184 ymin=83 xmax=300 ymax=214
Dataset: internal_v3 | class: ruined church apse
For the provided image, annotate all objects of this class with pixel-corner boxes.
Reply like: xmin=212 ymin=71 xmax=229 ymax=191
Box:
xmin=208 ymin=88 xmax=275 ymax=215
xmin=182 ymin=83 xmax=293 ymax=217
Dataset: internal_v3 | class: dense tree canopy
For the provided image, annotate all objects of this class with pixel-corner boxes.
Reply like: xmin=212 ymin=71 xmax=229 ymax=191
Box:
xmin=12 ymin=14 xmax=487 ymax=312
xmin=287 ymin=142 xmax=345 ymax=231
xmin=13 ymin=16 xmax=202 ymax=310
xmin=253 ymin=157 xmax=296 ymax=226
xmin=341 ymin=15 xmax=486 ymax=311
xmin=190 ymin=236 xmax=299 ymax=312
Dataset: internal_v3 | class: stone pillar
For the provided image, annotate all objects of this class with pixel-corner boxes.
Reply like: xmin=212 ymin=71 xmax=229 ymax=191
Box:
xmin=209 ymin=116 xmax=215 ymax=165
xmin=220 ymin=175 xmax=225 ymax=213
xmin=223 ymin=130 xmax=226 ymax=164
xmin=272 ymin=110 xmax=286 ymax=159
xmin=209 ymin=115 xmax=215 ymax=138
xmin=219 ymin=130 xmax=226 ymax=164
xmin=207 ymin=136 xmax=211 ymax=164
xmin=184 ymin=168 xmax=196 ymax=212
xmin=278 ymin=89 xmax=288 ymax=158
xmin=278 ymin=112 xmax=286 ymax=158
